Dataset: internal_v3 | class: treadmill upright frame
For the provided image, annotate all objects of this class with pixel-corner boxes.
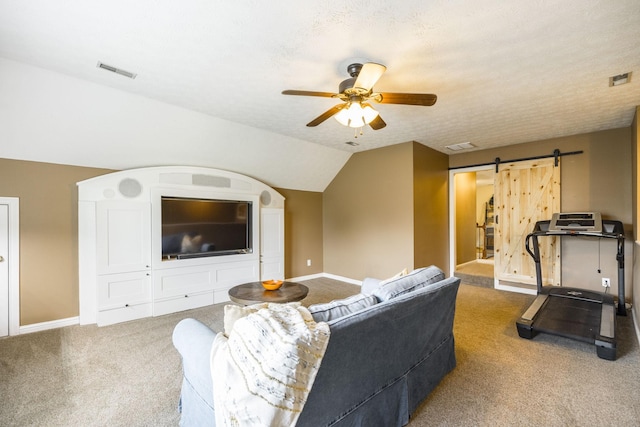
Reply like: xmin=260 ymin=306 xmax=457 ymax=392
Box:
xmin=515 ymin=219 xmax=626 ymax=360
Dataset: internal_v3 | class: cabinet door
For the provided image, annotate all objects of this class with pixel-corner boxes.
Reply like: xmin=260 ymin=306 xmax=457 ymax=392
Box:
xmin=97 ymin=201 xmax=151 ymax=275
xmin=97 ymin=271 xmax=152 ymax=310
xmin=261 ymin=208 xmax=284 ymax=280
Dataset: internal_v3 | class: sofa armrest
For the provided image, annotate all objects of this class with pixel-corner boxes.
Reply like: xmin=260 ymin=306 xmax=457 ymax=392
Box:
xmin=172 ymin=318 xmax=217 ymax=413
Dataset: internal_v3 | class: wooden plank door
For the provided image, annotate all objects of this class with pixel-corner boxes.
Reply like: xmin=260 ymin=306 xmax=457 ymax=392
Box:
xmin=494 ymin=158 xmax=560 ymax=287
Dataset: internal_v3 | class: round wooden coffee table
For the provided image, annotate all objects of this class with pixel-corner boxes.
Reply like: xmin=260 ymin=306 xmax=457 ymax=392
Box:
xmin=228 ymin=281 xmax=309 ymax=305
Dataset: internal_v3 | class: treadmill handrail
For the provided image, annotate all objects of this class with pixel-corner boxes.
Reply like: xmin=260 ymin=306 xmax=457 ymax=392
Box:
xmin=525 ymin=233 xmax=539 ymax=262
xmin=525 ymin=219 xmax=626 ymax=316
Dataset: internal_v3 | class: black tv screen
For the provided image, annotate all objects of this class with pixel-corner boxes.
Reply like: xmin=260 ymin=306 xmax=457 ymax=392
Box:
xmin=161 ymin=196 xmax=252 ymax=260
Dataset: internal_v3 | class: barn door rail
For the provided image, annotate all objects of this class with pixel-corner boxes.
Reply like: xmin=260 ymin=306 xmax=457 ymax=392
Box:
xmin=449 ymin=149 xmax=583 ymax=172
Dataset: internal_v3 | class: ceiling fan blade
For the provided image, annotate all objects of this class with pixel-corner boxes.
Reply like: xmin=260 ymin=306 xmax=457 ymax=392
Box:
xmin=377 ymin=92 xmax=437 ymax=106
xmin=369 ymin=114 xmax=386 ymax=130
xmin=353 ymin=63 xmax=387 ymax=92
xmin=282 ymin=90 xmax=337 ymax=98
xmin=306 ymin=104 xmax=346 ymax=127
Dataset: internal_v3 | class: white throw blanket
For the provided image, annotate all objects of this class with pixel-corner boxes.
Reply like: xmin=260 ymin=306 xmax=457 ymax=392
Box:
xmin=210 ymin=302 xmax=330 ymax=427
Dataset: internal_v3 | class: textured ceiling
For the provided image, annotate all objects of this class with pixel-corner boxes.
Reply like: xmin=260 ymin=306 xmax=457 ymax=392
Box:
xmin=1 ymin=1 xmax=639 ymax=184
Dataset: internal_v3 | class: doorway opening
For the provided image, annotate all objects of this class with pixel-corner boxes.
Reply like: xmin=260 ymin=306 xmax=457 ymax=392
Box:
xmin=449 ymin=167 xmax=495 ymax=288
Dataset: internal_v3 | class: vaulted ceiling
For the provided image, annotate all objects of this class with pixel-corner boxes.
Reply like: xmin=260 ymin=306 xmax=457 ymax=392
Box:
xmin=1 ymin=1 xmax=639 ymax=191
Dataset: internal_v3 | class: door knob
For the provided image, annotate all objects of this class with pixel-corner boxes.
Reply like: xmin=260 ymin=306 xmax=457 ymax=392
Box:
xmin=0 ymin=255 xmax=4 ymax=262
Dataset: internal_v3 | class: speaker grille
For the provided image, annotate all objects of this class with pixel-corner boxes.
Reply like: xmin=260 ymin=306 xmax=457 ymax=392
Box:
xmin=192 ymin=174 xmax=231 ymax=188
xmin=118 ymin=178 xmax=143 ymax=198
xmin=260 ymin=190 xmax=272 ymax=206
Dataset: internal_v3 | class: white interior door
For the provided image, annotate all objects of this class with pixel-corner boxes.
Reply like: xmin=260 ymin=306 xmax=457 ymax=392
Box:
xmin=0 ymin=204 xmax=9 ymax=336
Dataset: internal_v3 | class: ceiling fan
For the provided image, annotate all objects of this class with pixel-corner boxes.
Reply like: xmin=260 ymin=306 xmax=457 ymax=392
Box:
xmin=282 ymin=62 xmax=437 ymax=131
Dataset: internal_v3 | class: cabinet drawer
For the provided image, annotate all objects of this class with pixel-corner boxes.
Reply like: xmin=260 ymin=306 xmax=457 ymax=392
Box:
xmin=153 ymin=292 xmax=214 ymax=317
xmin=154 ymin=267 xmax=213 ymax=299
xmin=97 ymin=302 xmax=152 ymax=327
xmin=98 ymin=271 xmax=152 ymax=310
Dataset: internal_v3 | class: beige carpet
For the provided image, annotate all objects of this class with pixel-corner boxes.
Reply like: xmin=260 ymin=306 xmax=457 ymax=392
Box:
xmin=0 ymin=278 xmax=638 ymax=426
xmin=455 ymin=260 xmax=495 ymax=288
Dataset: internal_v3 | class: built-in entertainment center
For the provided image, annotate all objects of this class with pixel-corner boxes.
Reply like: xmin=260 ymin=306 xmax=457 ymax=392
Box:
xmin=77 ymin=166 xmax=284 ymax=326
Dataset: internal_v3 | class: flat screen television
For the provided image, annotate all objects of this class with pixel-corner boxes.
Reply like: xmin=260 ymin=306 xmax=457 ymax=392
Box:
xmin=161 ymin=196 xmax=252 ymax=260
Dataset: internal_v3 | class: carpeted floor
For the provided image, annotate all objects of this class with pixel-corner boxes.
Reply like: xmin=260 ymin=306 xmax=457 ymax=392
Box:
xmin=0 ymin=278 xmax=638 ymax=426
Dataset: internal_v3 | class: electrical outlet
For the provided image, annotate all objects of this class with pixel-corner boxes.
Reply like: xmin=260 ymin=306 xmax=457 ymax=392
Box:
xmin=602 ymin=278 xmax=611 ymax=288
xmin=306 ymin=259 xmax=311 ymax=267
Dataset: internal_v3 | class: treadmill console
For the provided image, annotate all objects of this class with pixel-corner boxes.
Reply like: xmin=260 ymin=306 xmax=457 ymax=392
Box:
xmin=548 ymin=212 xmax=602 ymax=233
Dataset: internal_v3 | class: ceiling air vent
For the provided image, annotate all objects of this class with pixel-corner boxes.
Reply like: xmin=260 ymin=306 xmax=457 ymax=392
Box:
xmin=97 ymin=62 xmax=137 ymax=79
xmin=445 ymin=142 xmax=475 ymax=151
xmin=609 ymin=72 xmax=632 ymax=87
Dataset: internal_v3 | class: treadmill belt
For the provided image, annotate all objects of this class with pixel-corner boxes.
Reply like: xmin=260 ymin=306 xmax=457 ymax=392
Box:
xmin=534 ymin=296 xmax=600 ymax=343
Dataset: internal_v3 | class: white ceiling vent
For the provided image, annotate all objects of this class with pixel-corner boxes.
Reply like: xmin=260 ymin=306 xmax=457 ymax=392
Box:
xmin=445 ymin=142 xmax=475 ymax=151
xmin=97 ymin=61 xmax=137 ymax=79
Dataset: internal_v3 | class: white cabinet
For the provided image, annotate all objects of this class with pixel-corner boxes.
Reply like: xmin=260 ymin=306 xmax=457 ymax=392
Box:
xmin=152 ymin=260 xmax=259 ymax=316
xmin=78 ymin=167 xmax=285 ymax=326
xmin=97 ymin=201 xmax=151 ymax=275
xmin=260 ymin=208 xmax=284 ymax=280
xmin=96 ymin=201 xmax=152 ymax=325
xmin=97 ymin=271 xmax=152 ymax=326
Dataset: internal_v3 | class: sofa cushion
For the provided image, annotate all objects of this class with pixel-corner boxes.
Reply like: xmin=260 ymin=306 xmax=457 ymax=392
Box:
xmin=372 ymin=265 xmax=445 ymax=301
xmin=380 ymin=268 xmax=409 ymax=286
xmin=308 ymin=293 xmax=378 ymax=322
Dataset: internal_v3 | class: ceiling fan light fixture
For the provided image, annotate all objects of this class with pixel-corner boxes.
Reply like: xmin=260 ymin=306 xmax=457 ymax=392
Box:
xmin=334 ymin=102 xmax=379 ymax=128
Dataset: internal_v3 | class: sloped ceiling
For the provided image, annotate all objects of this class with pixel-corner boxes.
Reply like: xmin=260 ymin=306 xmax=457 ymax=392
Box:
xmin=1 ymin=1 xmax=639 ymax=191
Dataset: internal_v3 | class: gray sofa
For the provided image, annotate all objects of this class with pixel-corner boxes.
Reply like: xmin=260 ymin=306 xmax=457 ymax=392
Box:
xmin=173 ymin=267 xmax=461 ymax=426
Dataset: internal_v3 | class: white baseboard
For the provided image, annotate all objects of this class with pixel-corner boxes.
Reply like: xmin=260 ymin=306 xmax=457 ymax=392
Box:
xmin=13 ymin=274 xmax=362 ymax=335
xmin=19 ymin=316 xmax=79 ymax=335
xmin=320 ymin=273 xmax=362 ymax=286
xmin=288 ymin=272 xmax=362 ymax=287
xmin=494 ymin=283 xmax=537 ymax=295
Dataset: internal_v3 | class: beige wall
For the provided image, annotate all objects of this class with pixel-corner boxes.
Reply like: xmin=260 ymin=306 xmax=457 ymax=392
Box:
xmin=450 ymin=127 xmax=633 ymax=300
xmin=323 ymin=143 xmax=415 ymax=280
xmin=454 ymin=172 xmax=477 ymax=265
xmin=323 ymin=142 xmax=450 ymax=280
xmin=275 ymin=188 xmax=324 ymax=279
xmin=413 ymin=142 xmax=450 ymax=271
xmin=0 ymin=159 xmax=113 ymax=325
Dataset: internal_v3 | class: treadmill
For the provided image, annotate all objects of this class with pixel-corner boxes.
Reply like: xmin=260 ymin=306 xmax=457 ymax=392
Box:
xmin=515 ymin=213 xmax=626 ymax=360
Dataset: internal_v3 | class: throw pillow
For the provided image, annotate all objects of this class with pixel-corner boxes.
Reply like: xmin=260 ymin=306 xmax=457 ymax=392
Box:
xmin=308 ymin=293 xmax=378 ymax=322
xmin=362 ymin=268 xmax=408 ymax=295
xmin=372 ymin=265 xmax=445 ymax=301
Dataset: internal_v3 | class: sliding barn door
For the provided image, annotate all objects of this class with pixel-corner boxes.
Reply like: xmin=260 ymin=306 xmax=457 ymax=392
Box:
xmin=494 ymin=158 xmax=560 ymax=287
